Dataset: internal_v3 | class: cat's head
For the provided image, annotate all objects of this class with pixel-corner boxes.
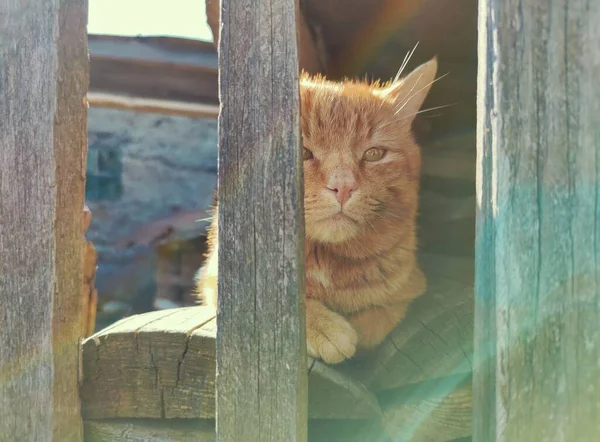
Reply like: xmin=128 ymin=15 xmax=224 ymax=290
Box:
xmin=300 ymin=57 xmax=438 ymax=245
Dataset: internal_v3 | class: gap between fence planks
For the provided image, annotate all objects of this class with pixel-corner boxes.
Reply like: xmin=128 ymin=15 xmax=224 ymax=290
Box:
xmin=0 ymin=0 xmax=89 ymax=440
xmin=216 ymin=0 xmax=307 ymax=441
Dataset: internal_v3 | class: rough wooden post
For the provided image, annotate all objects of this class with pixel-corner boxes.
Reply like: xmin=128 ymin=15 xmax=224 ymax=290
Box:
xmin=475 ymin=0 xmax=600 ymax=439
xmin=216 ymin=0 xmax=307 ymax=440
xmin=0 ymin=0 xmax=89 ymax=440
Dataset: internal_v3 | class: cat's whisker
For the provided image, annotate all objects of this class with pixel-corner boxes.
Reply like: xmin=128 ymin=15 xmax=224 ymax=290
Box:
xmin=378 ymin=103 xmax=456 ymax=129
xmin=421 ymin=113 xmax=444 ymax=119
xmin=393 ymin=73 xmax=423 ymax=116
xmin=394 ymin=72 xmax=451 ymax=116
xmin=394 ymin=42 xmax=420 ymax=83
xmin=400 ymin=103 xmax=456 ymax=119
xmin=370 ymin=211 xmax=405 ymax=222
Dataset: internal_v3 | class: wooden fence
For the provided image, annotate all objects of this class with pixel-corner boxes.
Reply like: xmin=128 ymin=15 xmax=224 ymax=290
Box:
xmin=474 ymin=0 xmax=600 ymax=439
xmin=1 ymin=0 xmax=599 ymax=440
xmin=216 ymin=0 xmax=307 ymax=440
xmin=0 ymin=0 xmax=89 ymax=440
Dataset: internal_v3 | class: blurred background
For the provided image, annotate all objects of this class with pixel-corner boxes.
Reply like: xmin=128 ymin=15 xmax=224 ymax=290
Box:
xmin=88 ymin=0 xmax=219 ymax=330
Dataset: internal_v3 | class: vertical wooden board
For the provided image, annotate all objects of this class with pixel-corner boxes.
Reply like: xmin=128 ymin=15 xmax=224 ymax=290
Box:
xmin=475 ymin=0 xmax=600 ymax=440
xmin=217 ymin=0 xmax=306 ymax=440
xmin=472 ymin=0 xmax=496 ymax=439
xmin=205 ymin=0 xmax=325 ymax=74
xmin=0 ymin=0 xmax=88 ymax=440
xmin=54 ymin=0 xmax=89 ymax=439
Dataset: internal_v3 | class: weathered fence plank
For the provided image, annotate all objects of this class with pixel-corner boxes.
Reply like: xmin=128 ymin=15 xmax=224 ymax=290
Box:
xmin=0 ymin=0 xmax=89 ymax=440
xmin=475 ymin=0 xmax=600 ymax=439
xmin=216 ymin=0 xmax=307 ymax=440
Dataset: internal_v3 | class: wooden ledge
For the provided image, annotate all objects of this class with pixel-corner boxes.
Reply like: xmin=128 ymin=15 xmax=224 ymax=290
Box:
xmin=85 ymin=419 xmax=216 ymax=442
xmin=81 ymin=307 xmax=381 ymax=420
xmin=80 ymin=252 xmax=474 ymax=440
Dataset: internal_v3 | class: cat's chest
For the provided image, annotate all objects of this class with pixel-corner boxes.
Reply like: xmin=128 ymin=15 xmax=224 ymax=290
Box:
xmin=305 ymin=264 xmax=335 ymax=289
xmin=304 ymin=259 xmax=390 ymax=313
xmin=304 ymin=254 xmax=376 ymax=294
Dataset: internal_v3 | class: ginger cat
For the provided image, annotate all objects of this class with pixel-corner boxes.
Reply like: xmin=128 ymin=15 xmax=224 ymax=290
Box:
xmin=196 ymin=58 xmax=437 ymax=364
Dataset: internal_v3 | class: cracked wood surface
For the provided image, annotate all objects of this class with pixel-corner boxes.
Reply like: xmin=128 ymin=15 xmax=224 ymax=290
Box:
xmin=80 ymin=307 xmax=381 ymax=420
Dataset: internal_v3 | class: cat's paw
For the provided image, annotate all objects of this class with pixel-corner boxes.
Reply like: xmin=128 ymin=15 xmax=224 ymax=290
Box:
xmin=306 ymin=315 xmax=358 ymax=364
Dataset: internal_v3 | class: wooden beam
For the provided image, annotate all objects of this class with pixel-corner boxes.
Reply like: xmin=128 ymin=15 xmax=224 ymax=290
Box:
xmin=217 ymin=0 xmax=306 ymax=440
xmin=84 ymin=419 xmax=217 ymax=442
xmin=79 ymin=307 xmax=380 ymax=421
xmin=475 ymin=0 xmax=600 ymax=439
xmin=0 ymin=0 xmax=88 ymax=440
xmin=88 ymin=35 xmax=218 ymax=70
xmin=89 ymin=56 xmax=218 ymax=106
xmin=88 ymin=35 xmax=219 ymax=106
xmin=87 ymin=92 xmax=219 ymax=119
xmin=84 ymin=419 xmax=385 ymax=442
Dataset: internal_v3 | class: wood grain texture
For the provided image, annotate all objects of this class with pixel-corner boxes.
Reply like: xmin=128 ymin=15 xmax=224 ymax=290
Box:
xmin=379 ymin=377 xmax=472 ymax=442
xmin=84 ymin=419 xmax=216 ymax=442
xmin=84 ymin=419 xmax=385 ymax=442
xmin=475 ymin=0 xmax=600 ymax=439
xmin=205 ymin=0 xmax=324 ymax=74
xmin=217 ymin=0 xmax=307 ymax=440
xmin=54 ymin=1 xmax=89 ymax=438
xmin=0 ymin=0 xmax=88 ymax=440
xmin=80 ymin=307 xmax=380 ymax=421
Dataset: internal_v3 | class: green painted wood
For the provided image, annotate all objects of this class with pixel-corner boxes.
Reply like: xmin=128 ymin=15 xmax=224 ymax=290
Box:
xmin=475 ymin=0 xmax=600 ymax=439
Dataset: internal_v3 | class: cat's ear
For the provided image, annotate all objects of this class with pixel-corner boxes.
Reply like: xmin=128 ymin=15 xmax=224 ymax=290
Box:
xmin=382 ymin=57 xmax=438 ymax=119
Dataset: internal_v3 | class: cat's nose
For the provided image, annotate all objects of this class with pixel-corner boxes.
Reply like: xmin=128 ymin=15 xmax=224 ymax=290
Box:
xmin=327 ymin=179 xmax=357 ymax=207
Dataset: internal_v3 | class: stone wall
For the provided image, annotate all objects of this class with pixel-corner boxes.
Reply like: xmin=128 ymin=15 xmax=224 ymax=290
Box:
xmin=86 ymin=107 xmax=218 ymax=327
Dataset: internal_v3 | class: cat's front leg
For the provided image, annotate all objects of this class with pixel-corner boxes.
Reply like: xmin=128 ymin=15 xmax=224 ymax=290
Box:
xmin=349 ymin=302 xmax=409 ymax=350
xmin=351 ymin=267 xmax=426 ymax=350
xmin=306 ymin=298 xmax=358 ymax=364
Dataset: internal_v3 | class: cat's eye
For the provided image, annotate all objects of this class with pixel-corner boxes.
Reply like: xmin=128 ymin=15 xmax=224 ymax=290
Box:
xmin=363 ymin=147 xmax=387 ymax=162
xmin=303 ymin=147 xmax=314 ymax=160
